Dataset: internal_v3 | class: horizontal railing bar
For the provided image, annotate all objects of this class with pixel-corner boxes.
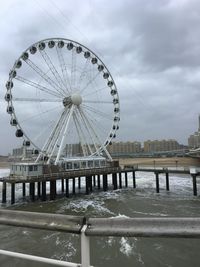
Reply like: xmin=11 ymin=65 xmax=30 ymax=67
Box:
xmin=0 ymin=210 xmax=84 ymax=234
xmin=0 ymin=249 xmax=80 ymax=267
xmin=86 ymin=217 xmax=200 ymax=238
xmin=1 ymin=210 xmax=200 ymax=239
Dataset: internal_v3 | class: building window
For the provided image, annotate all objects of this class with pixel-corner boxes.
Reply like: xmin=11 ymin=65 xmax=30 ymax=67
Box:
xmin=94 ymin=160 xmax=99 ymax=167
xmin=81 ymin=161 xmax=86 ymax=168
xmin=74 ymin=162 xmax=80 ymax=169
xmin=29 ymin=165 xmax=33 ymax=172
xmin=88 ymin=161 xmax=93 ymax=168
xmin=34 ymin=165 xmax=38 ymax=171
xmin=66 ymin=162 xmax=72 ymax=169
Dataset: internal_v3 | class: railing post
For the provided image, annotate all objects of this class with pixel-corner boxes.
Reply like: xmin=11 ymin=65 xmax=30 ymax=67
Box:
xmin=81 ymin=225 xmax=90 ymax=267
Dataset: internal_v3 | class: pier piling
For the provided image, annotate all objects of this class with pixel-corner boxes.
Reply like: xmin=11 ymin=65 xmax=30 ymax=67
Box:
xmin=166 ymin=173 xmax=169 ymax=191
xmin=85 ymin=176 xmax=90 ymax=195
xmin=103 ymin=174 xmax=108 ymax=191
xmin=132 ymin=171 xmax=136 ymax=188
xmin=155 ymin=172 xmax=160 ymax=193
xmin=66 ymin=179 xmax=69 ymax=197
xmin=11 ymin=183 xmax=15 ymax=205
xmin=37 ymin=182 xmax=41 ymax=198
xmin=22 ymin=183 xmax=26 ymax=197
xmin=78 ymin=177 xmax=81 ymax=189
xmin=119 ymin=172 xmax=122 ymax=189
xmin=61 ymin=179 xmax=64 ymax=193
xmin=72 ymin=178 xmax=76 ymax=195
xmin=112 ymin=173 xmax=117 ymax=190
xmin=125 ymin=172 xmax=128 ymax=187
xmin=97 ymin=175 xmax=101 ymax=189
xmin=41 ymin=181 xmax=46 ymax=201
xmin=93 ymin=176 xmax=96 ymax=187
xmin=2 ymin=182 xmax=6 ymax=203
xmin=29 ymin=182 xmax=35 ymax=202
xmin=192 ymin=174 xmax=197 ymax=196
xmin=50 ymin=181 xmax=56 ymax=200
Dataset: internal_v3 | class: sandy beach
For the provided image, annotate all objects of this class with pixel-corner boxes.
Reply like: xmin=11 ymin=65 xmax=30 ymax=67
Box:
xmin=118 ymin=156 xmax=200 ymax=168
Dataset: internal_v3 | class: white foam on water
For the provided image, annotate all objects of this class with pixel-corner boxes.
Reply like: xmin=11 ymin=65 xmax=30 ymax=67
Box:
xmin=59 ymin=198 xmax=115 ymax=215
xmin=119 ymin=237 xmax=134 ymax=257
xmin=133 ymin=210 xmax=168 ymax=217
xmin=111 ymin=214 xmax=130 ymax=219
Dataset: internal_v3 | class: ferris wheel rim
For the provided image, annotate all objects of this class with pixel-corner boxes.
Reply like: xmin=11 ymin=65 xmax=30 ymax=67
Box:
xmin=6 ymin=37 xmax=120 ymax=159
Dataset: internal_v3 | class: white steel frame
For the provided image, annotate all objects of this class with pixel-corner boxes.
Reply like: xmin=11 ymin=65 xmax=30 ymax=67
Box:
xmin=6 ymin=38 xmax=120 ymax=164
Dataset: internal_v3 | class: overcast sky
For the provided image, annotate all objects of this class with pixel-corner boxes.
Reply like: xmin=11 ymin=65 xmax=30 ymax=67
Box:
xmin=1 ymin=0 xmax=200 ymax=155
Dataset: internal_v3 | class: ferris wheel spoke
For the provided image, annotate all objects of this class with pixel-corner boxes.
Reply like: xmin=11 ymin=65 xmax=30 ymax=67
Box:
xmin=44 ymin=109 xmax=67 ymax=156
xmin=56 ymin=46 xmax=72 ymax=93
xmin=84 ymin=100 xmax=112 ymax=104
xmin=77 ymin=108 xmax=100 ymax=155
xmin=13 ymin=97 xmax=61 ymax=103
xmin=82 ymin=104 xmax=113 ymax=121
xmin=35 ymin=117 xmax=63 ymax=162
xmin=80 ymin=72 xmax=100 ymax=94
xmin=76 ymin=58 xmax=90 ymax=91
xmin=39 ymin=49 xmax=67 ymax=95
xmin=47 ymin=108 xmax=70 ymax=162
xmin=55 ymin=105 xmax=74 ymax=164
xmin=25 ymin=58 xmax=65 ymax=97
xmin=20 ymin=104 xmax=62 ymax=124
xmin=83 ymin=86 xmax=108 ymax=98
xmin=15 ymin=76 xmax=62 ymax=98
xmin=83 ymin=108 xmax=108 ymax=138
xmin=73 ymin=112 xmax=88 ymax=156
xmin=70 ymin=49 xmax=77 ymax=92
xmin=75 ymin=110 xmax=97 ymax=156
xmin=75 ymin=108 xmax=98 ymax=155
xmin=78 ymin=107 xmax=112 ymax=159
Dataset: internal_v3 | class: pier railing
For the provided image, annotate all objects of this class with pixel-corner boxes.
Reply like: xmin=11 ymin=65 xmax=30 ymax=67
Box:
xmin=0 ymin=210 xmax=200 ymax=266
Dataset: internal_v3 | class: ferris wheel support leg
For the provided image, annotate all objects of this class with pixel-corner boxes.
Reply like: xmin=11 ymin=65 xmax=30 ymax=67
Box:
xmin=79 ymin=108 xmax=112 ymax=161
xmin=74 ymin=111 xmax=94 ymax=156
xmin=45 ymin=110 xmax=67 ymax=157
xmin=78 ymin=108 xmax=100 ymax=156
xmin=55 ymin=105 xmax=74 ymax=165
xmin=35 ymin=109 xmax=66 ymax=163
xmin=47 ymin=109 xmax=70 ymax=164
xmin=73 ymin=113 xmax=87 ymax=157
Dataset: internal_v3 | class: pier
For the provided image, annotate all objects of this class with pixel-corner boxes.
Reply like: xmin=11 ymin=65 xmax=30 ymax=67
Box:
xmin=1 ymin=166 xmax=200 ymax=205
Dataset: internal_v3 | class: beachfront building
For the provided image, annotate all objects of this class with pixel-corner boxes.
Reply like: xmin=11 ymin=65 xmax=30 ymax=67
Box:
xmin=107 ymin=141 xmax=142 ymax=155
xmin=144 ymin=139 xmax=183 ymax=153
xmin=188 ymin=115 xmax=200 ymax=148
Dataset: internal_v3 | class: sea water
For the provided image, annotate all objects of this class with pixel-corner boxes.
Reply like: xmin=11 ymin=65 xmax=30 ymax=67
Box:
xmin=0 ymin=168 xmax=200 ymax=267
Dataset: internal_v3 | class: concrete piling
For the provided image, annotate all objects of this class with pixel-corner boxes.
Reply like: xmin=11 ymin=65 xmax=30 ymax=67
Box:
xmin=132 ymin=171 xmax=136 ymax=188
xmin=2 ymin=182 xmax=6 ymax=203
xmin=166 ymin=172 xmax=169 ymax=191
xmin=155 ymin=172 xmax=160 ymax=193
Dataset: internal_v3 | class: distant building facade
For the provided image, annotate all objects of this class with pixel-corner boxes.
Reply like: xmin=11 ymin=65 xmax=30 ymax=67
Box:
xmin=107 ymin=141 xmax=142 ymax=154
xmin=188 ymin=115 xmax=200 ymax=148
xmin=144 ymin=139 xmax=184 ymax=153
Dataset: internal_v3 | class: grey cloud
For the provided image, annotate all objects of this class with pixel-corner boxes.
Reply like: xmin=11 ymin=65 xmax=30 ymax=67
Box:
xmin=0 ymin=0 xmax=200 ymax=155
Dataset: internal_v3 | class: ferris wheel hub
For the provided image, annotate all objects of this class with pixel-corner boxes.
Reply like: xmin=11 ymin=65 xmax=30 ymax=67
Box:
xmin=71 ymin=93 xmax=82 ymax=105
xmin=63 ymin=93 xmax=82 ymax=107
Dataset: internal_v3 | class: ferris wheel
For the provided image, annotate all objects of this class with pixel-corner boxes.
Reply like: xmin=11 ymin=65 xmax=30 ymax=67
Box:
xmin=5 ymin=38 xmax=120 ymax=164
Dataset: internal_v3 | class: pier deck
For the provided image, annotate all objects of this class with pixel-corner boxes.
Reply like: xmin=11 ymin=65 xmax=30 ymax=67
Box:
xmin=0 ymin=166 xmax=200 ymax=205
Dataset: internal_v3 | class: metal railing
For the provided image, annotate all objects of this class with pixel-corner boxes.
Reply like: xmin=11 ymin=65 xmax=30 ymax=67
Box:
xmin=0 ymin=210 xmax=200 ymax=266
